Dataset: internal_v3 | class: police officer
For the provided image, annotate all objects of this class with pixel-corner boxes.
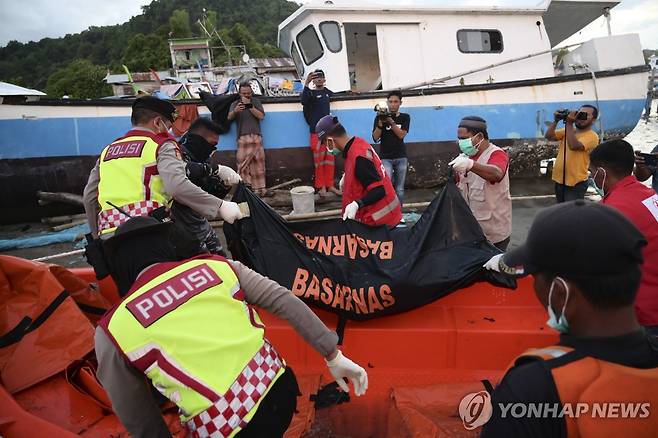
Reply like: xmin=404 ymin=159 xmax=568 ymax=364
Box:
xmin=315 ymin=114 xmax=402 ymax=227
xmin=82 ymin=96 xmax=242 ymax=240
xmin=172 ymin=117 xmax=242 ymax=256
xmin=482 ymin=201 xmax=658 ymax=437
xmin=95 ymin=216 xmax=368 ymax=438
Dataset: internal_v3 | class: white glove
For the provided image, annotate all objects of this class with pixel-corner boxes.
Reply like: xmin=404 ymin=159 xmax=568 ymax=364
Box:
xmin=448 ymin=155 xmax=474 ymax=173
xmin=342 ymin=201 xmax=359 ymax=220
xmin=218 ymin=200 xmax=243 ymax=224
xmin=326 ymin=350 xmax=368 ymax=396
xmin=215 ymin=165 xmax=242 ymax=185
xmin=483 ymin=254 xmax=503 ymax=272
xmin=339 ymin=173 xmax=345 ymax=191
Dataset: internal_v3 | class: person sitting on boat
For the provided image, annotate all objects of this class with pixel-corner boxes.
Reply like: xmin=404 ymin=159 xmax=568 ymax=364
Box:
xmin=545 ymin=105 xmax=600 ymax=203
xmin=315 ymin=114 xmax=402 ymax=227
xmin=482 ymin=201 xmax=658 ymax=438
xmin=372 ymin=90 xmax=411 ymax=206
xmin=301 ymin=69 xmax=340 ymax=198
xmin=171 ymin=117 xmax=242 ymax=257
xmin=82 ymin=96 xmax=243 ymax=241
xmin=449 ymin=116 xmax=512 ymax=250
xmin=95 ymin=216 xmax=368 ymax=438
xmin=227 ymin=82 xmax=267 ymax=196
xmin=589 ymin=139 xmax=658 ymax=335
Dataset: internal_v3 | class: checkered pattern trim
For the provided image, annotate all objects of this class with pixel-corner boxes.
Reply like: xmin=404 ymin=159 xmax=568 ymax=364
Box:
xmin=187 ymin=341 xmax=283 ymax=438
xmin=98 ymin=200 xmax=163 ymax=232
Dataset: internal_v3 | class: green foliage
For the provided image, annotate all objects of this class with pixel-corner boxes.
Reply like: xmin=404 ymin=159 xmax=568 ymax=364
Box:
xmin=0 ymin=0 xmax=300 ymax=96
xmin=169 ymin=9 xmax=192 ymax=38
xmin=123 ymin=33 xmax=170 ymax=71
xmin=45 ymin=59 xmax=112 ymax=98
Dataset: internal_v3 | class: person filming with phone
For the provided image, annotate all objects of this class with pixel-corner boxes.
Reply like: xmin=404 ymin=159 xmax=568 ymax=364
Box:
xmin=633 ymin=144 xmax=658 ymax=193
xmin=545 ymin=104 xmax=599 ymax=203
xmin=228 ymin=82 xmax=267 ymax=196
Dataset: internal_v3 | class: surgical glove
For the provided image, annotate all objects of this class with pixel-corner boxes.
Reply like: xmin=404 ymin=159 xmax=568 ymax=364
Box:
xmin=215 ymin=165 xmax=242 ymax=185
xmin=449 ymin=155 xmax=474 ymax=173
xmin=483 ymin=253 xmax=503 ymax=272
xmin=218 ymin=200 xmax=243 ymax=224
xmin=339 ymin=173 xmax=345 ymax=191
xmin=325 ymin=350 xmax=368 ymax=396
xmin=343 ymin=201 xmax=359 ymax=220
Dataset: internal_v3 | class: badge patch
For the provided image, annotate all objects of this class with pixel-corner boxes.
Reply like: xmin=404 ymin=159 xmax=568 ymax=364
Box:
xmin=641 ymin=194 xmax=658 ymax=223
xmin=104 ymin=140 xmax=146 ymax=161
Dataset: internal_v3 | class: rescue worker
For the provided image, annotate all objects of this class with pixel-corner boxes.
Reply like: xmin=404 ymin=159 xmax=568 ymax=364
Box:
xmin=82 ymin=96 xmax=243 ymax=240
xmin=95 ymin=216 xmax=369 ymax=438
xmin=482 ymin=200 xmax=658 ymax=437
xmin=315 ymin=114 xmax=402 ymax=227
xmin=172 ymin=117 xmax=242 ymax=256
xmin=449 ymin=116 xmax=512 ymax=250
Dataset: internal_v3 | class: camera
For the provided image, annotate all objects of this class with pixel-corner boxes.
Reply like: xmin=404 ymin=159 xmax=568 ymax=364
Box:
xmin=554 ymin=109 xmax=588 ymax=122
xmin=244 ymin=103 xmax=253 ymax=109
xmin=374 ymin=102 xmax=393 ymax=122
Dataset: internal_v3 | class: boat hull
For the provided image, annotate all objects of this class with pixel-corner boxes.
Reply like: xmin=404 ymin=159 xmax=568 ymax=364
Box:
xmin=0 ymin=67 xmax=647 ymax=221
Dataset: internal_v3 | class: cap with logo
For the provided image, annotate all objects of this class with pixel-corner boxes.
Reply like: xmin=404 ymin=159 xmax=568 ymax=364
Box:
xmin=315 ymin=114 xmax=340 ymax=143
xmin=132 ymin=96 xmax=178 ymax=122
xmin=501 ymin=200 xmax=646 ymax=277
xmin=313 ymin=69 xmax=325 ymax=78
xmin=103 ymin=216 xmax=172 ymax=258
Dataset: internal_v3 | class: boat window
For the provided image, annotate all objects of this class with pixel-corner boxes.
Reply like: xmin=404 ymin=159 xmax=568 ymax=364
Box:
xmin=320 ymin=21 xmax=342 ymax=53
xmin=457 ymin=30 xmax=503 ymax=53
xmin=290 ymin=42 xmax=305 ymax=77
xmin=296 ymin=25 xmax=324 ymax=65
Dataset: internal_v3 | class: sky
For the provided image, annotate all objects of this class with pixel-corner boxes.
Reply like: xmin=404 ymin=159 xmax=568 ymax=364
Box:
xmin=0 ymin=0 xmax=655 ymax=48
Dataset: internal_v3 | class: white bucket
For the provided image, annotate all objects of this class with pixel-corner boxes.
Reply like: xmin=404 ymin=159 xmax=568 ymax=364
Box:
xmin=290 ymin=186 xmax=315 ymax=215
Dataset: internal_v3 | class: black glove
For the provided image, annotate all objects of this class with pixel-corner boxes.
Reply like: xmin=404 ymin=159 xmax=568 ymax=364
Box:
xmin=84 ymin=234 xmax=110 ymax=280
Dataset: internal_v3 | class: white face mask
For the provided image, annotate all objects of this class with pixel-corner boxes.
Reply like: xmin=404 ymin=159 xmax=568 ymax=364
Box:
xmin=155 ymin=118 xmax=171 ymax=135
xmin=326 ymin=138 xmax=340 ymax=156
xmin=590 ymin=167 xmax=607 ymax=197
xmin=546 ymin=277 xmax=570 ymax=333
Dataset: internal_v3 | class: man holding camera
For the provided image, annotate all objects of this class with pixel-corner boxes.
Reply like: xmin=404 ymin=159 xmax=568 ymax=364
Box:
xmin=228 ymin=82 xmax=267 ymax=196
xmin=301 ymin=69 xmax=339 ymax=197
xmin=545 ymin=104 xmax=599 ymax=202
xmin=372 ymin=91 xmax=411 ymax=205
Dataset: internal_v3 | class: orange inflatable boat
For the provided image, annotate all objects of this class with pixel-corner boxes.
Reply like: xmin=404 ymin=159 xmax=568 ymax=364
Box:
xmin=0 ymin=255 xmax=557 ymax=437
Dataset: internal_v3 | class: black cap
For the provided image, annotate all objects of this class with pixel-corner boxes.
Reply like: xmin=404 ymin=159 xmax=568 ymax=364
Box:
xmin=103 ymin=216 xmax=172 ymax=258
xmin=313 ymin=69 xmax=325 ymax=77
xmin=502 ymin=200 xmax=646 ymax=277
xmin=132 ymin=96 xmax=178 ymax=122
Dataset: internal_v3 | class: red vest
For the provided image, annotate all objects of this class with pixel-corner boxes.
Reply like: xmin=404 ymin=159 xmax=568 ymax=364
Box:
xmin=342 ymin=137 xmax=402 ymax=226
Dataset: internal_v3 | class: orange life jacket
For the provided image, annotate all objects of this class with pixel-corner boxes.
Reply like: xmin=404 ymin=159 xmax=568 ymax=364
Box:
xmin=510 ymin=343 xmax=658 ymax=437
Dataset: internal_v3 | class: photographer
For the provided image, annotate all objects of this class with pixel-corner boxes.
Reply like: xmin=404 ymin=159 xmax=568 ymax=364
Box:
xmin=372 ymin=91 xmax=410 ymax=204
xmin=301 ymin=69 xmax=339 ymax=197
xmin=633 ymin=144 xmax=658 ymax=193
xmin=545 ymin=104 xmax=599 ymax=202
xmin=228 ymin=82 xmax=266 ymax=196
xmin=171 ymin=117 xmax=241 ymax=256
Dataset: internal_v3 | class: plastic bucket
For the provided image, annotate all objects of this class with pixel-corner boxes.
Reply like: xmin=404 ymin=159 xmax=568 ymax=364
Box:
xmin=290 ymin=186 xmax=315 ymax=215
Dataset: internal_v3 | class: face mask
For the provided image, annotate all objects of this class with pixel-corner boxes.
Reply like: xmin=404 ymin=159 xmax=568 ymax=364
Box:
xmin=155 ymin=118 xmax=170 ymax=135
xmin=458 ymin=135 xmax=482 ymax=157
xmin=546 ymin=277 xmax=570 ymax=333
xmin=589 ymin=168 xmax=606 ymax=197
xmin=326 ymin=139 xmax=341 ymax=156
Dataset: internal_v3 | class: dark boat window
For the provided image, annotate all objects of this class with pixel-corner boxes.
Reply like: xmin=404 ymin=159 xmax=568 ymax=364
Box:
xmin=457 ymin=30 xmax=503 ymax=53
xmin=290 ymin=43 xmax=305 ymax=77
xmin=320 ymin=21 xmax=342 ymax=53
xmin=296 ymin=25 xmax=324 ymax=65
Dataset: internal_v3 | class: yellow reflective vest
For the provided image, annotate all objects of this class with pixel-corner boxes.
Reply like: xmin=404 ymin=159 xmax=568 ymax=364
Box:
xmin=100 ymin=256 xmax=285 ymax=437
xmin=97 ymin=130 xmax=173 ymax=235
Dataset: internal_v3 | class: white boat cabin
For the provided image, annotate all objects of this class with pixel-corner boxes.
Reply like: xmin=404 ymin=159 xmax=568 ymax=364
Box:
xmin=278 ymin=0 xmax=642 ymax=92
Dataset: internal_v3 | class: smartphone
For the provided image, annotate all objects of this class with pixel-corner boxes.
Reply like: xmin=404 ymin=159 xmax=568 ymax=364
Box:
xmin=244 ymin=103 xmax=253 ymax=109
xmin=639 ymin=152 xmax=658 ymax=167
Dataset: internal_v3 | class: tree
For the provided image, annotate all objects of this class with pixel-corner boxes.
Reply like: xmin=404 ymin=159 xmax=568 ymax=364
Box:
xmin=45 ymin=59 xmax=112 ymax=99
xmin=228 ymin=23 xmax=265 ymax=59
xmin=122 ymin=33 xmax=170 ymax=71
xmin=198 ymin=10 xmax=218 ymax=37
xmin=169 ymin=9 xmax=192 ymax=38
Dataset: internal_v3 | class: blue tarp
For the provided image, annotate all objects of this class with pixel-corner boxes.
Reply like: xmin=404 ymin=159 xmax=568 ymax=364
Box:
xmin=0 ymin=224 xmax=89 ymax=251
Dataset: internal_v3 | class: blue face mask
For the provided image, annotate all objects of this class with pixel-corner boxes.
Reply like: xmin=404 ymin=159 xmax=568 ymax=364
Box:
xmin=458 ymin=135 xmax=482 ymax=157
xmin=546 ymin=277 xmax=570 ymax=333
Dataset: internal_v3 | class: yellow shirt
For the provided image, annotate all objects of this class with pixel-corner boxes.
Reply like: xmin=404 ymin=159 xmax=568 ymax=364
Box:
xmin=551 ymin=128 xmax=600 ymax=186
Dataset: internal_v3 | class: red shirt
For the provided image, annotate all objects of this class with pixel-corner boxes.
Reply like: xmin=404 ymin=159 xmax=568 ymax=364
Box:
xmin=602 ymin=176 xmax=658 ymax=326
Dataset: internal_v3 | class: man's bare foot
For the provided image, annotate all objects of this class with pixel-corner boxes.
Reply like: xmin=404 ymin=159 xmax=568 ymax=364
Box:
xmin=328 ymin=186 xmax=342 ymax=196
